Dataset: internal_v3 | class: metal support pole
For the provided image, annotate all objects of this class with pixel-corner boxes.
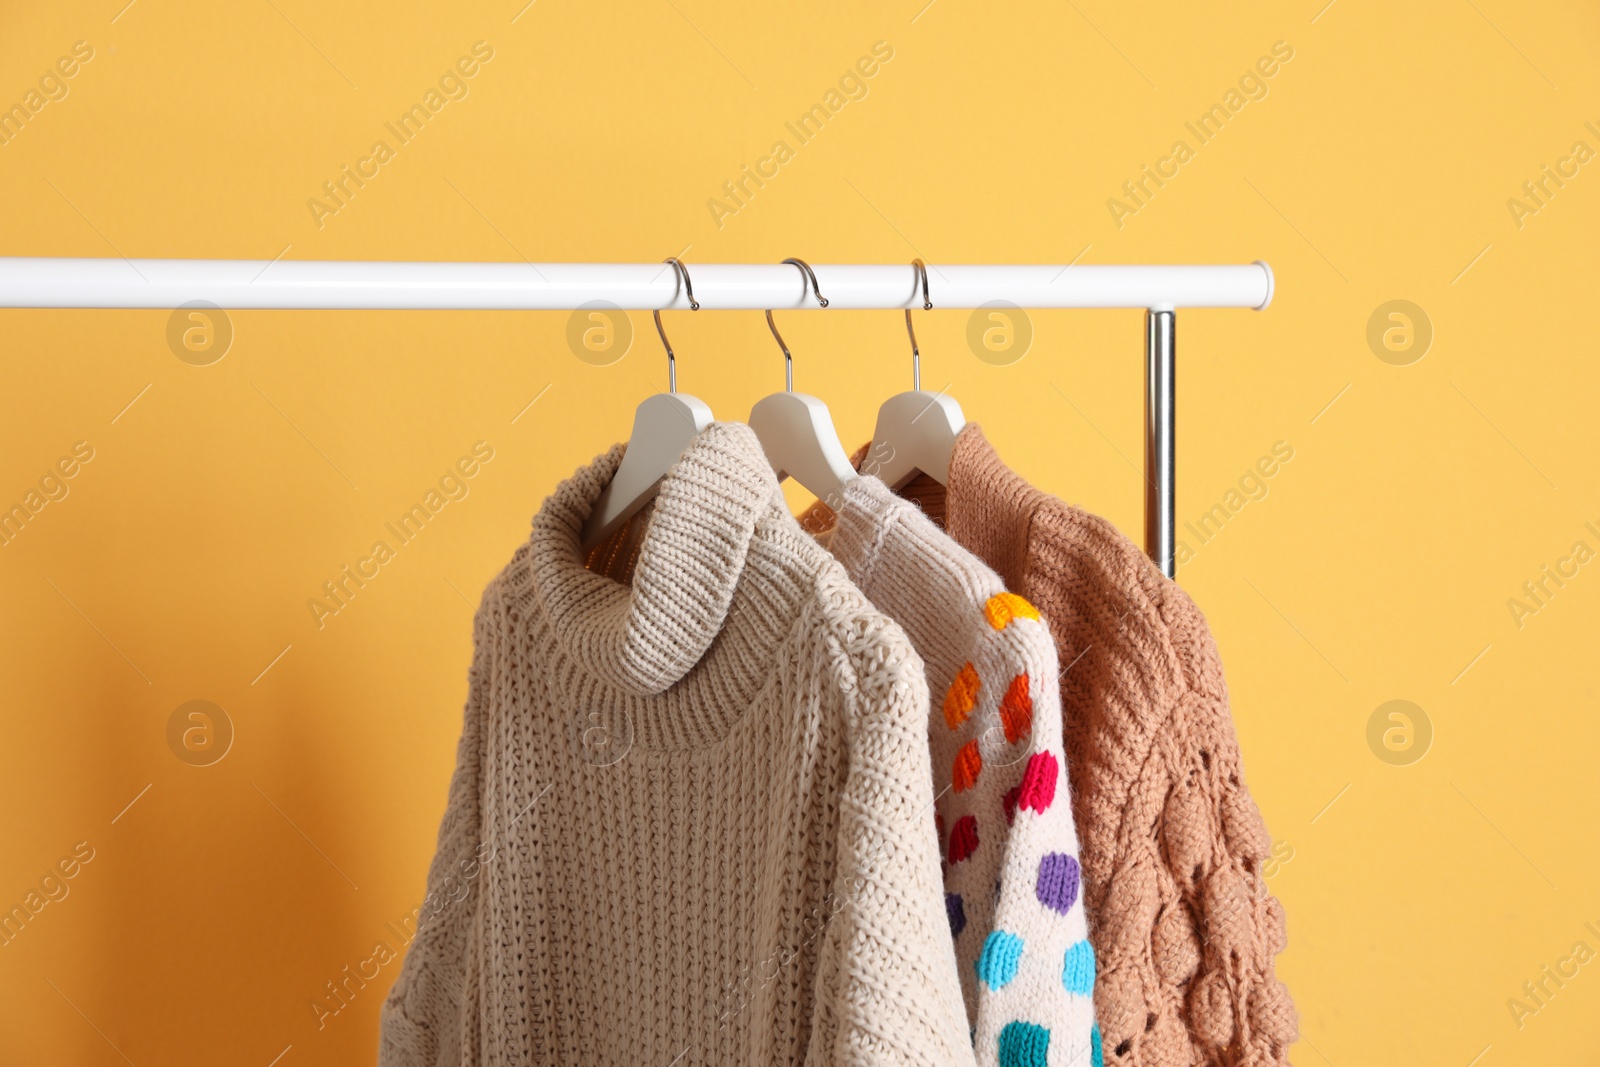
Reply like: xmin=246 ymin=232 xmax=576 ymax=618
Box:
xmin=1145 ymin=309 xmax=1176 ymax=578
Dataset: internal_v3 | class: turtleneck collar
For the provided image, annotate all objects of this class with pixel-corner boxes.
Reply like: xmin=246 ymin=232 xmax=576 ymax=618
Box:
xmin=527 ymin=422 xmax=784 ymax=697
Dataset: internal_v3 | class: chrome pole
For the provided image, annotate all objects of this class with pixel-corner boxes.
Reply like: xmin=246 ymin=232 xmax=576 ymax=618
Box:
xmin=1145 ymin=309 xmax=1176 ymax=578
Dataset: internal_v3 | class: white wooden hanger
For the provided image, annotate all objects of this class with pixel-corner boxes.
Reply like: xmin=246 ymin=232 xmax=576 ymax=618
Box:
xmin=866 ymin=259 xmax=966 ymax=489
xmin=747 ymin=259 xmax=857 ymax=508
xmin=580 ymin=258 xmax=713 ymax=550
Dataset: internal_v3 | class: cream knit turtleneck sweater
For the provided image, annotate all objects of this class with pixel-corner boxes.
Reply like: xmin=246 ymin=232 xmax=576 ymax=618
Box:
xmin=379 ymin=423 xmax=975 ymax=1067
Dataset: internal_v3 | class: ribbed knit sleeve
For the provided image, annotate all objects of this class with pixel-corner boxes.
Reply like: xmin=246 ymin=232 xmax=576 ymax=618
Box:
xmin=378 ymin=584 xmax=499 ymax=1067
xmin=805 ymin=597 xmax=976 ymax=1067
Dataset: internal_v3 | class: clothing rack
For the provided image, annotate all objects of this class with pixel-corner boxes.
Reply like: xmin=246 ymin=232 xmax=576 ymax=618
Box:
xmin=0 ymin=257 xmax=1275 ymax=577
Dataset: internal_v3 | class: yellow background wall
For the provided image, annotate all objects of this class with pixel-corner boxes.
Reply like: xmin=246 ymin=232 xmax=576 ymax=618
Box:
xmin=1 ymin=0 xmax=1596 ymax=1063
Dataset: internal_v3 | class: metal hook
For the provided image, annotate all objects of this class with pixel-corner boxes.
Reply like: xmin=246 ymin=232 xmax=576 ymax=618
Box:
xmin=783 ymin=257 xmax=828 ymax=309
xmin=765 ymin=258 xmax=827 ymax=392
xmin=653 ymin=257 xmax=699 ymax=392
xmin=764 ymin=309 xmax=794 ymax=392
xmin=905 ymin=259 xmax=931 ymax=390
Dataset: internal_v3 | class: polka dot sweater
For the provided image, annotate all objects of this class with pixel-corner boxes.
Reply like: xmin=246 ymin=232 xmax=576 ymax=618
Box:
xmin=378 ymin=424 xmax=976 ymax=1067
xmin=816 ymin=475 xmax=1100 ymax=1067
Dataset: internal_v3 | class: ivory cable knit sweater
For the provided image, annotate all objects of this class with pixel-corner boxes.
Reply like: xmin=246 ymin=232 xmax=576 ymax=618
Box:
xmin=816 ymin=475 xmax=1099 ymax=1067
xmin=876 ymin=426 xmax=1297 ymax=1067
xmin=379 ymin=423 xmax=975 ymax=1067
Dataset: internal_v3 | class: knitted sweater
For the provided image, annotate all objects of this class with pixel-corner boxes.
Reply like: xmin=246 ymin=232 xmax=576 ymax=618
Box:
xmin=815 ymin=475 xmax=1100 ymax=1067
xmin=378 ymin=423 xmax=975 ymax=1067
xmin=890 ymin=425 xmax=1297 ymax=1067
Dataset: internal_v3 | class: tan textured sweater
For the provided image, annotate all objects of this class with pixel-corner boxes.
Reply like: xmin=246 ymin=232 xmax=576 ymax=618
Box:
xmin=885 ymin=426 xmax=1296 ymax=1067
xmin=379 ymin=423 xmax=975 ymax=1067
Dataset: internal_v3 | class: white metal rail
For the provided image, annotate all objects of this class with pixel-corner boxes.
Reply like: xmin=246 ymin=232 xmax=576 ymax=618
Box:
xmin=0 ymin=257 xmax=1277 ymax=576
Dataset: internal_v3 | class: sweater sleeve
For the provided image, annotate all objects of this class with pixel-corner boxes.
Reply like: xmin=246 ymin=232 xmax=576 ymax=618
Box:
xmin=1027 ymin=504 xmax=1298 ymax=1067
xmin=805 ymin=607 xmax=979 ymax=1067
xmin=950 ymin=604 xmax=1100 ymax=1067
xmin=378 ymin=587 xmax=497 ymax=1067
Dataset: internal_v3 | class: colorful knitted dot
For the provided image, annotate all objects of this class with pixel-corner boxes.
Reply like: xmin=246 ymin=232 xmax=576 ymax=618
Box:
xmin=944 ymin=662 xmax=980 ymax=730
xmin=999 ymin=673 xmax=1033 ymax=744
xmin=975 ymin=930 xmax=1025 ymax=989
xmin=1017 ymin=751 xmax=1058 ymax=815
xmin=984 ymin=592 xmax=1041 ymax=631
xmin=1090 ymin=1022 xmax=1104 ymax=1067
xmin=948 ymin=814 xmax=979 ymax=864
xmin=1003 ymin=786 xmax=1020 ymax=826
xmin=997 ymin=1020 xmax=1050 ymax=1067
xmin=1062 ymin=940 xmax=1096 ymax=997
xmin=1036 ymin=852 xmax=1080 ymax=914
xmin=946 ymin=893 xmax=966 ymax=938
xmin=953 ymin=739 xmax=983 ymax=793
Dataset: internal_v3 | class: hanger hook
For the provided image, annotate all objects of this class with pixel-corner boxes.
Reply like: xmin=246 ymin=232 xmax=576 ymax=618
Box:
xmin=764 ymin=309 xmax=793 ymax=392
xmin=905 ymin=259 xmax=931 ymax=390
xmin=765 ymin=258 xmax=827 ymax=392
xmin=654 ymin=257 xmax=699 ymax=393
xmin=783 ymin=257 xmax=828 ymax=309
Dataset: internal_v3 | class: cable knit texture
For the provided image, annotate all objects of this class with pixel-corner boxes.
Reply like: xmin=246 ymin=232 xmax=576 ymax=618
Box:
xmin=378 ymin=423 xmax=975 ymax=1067
xmin=814 ymin=475 xmax=1099 ymax=1067
xmin=878 ymin=425 xmax=1296 ymax=1067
